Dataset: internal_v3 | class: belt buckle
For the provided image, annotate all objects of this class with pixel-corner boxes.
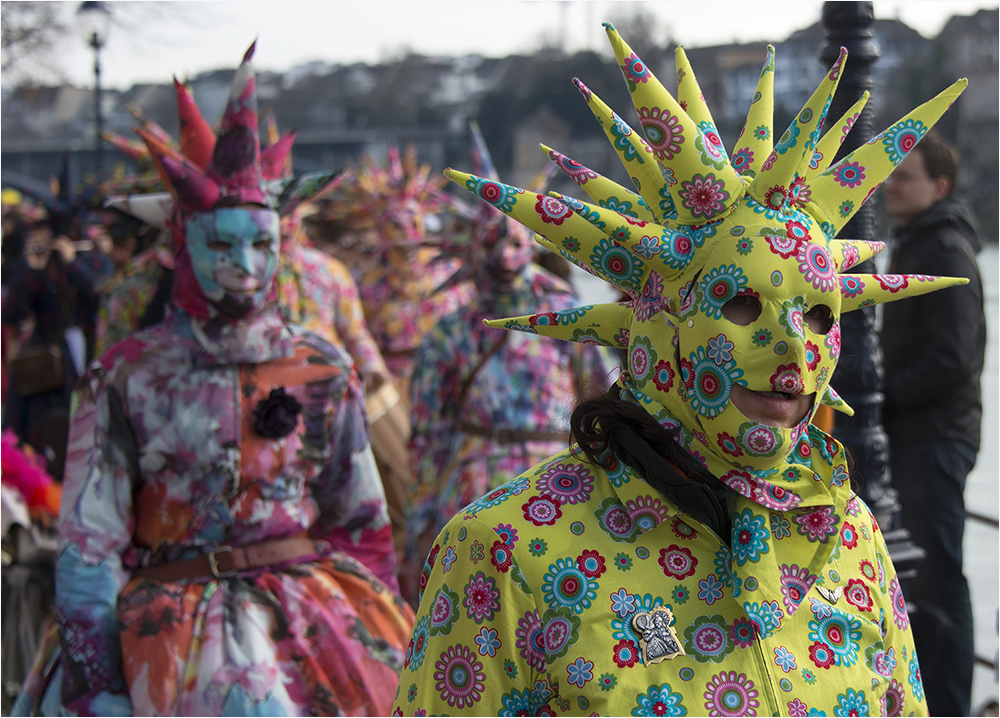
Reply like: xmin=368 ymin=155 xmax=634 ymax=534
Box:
xmin=208 ymin=545 xmax=237 ymax=578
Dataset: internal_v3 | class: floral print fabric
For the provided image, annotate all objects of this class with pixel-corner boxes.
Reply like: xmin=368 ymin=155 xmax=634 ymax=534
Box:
xmin=277 ymin=240 xmax=390 ymax=381
xmin=402 ymin=266 xmax=617 ymax=602
xmin=393 ymin=445 xmax=925 ymax=717
xmin=357 ymin=247 xmax=475 ymax=382
xmin=54 ymin=310 xmax=411 ymax=716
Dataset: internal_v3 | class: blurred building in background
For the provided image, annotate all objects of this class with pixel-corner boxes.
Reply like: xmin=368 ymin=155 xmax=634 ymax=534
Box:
xmin=2 ymin=9 xmax=997 ymax=237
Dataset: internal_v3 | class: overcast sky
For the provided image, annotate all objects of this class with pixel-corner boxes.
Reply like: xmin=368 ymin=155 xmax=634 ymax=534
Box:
xmin=47 ymin=0 xmax=999 ymax=90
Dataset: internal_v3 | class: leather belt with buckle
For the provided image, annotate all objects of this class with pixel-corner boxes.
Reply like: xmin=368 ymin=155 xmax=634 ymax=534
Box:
xmin=133 ymin=535 xmax=319 ymax=583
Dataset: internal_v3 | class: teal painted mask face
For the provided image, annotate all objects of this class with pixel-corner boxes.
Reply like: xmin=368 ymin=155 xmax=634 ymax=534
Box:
xmin=184 ymin=208 xmax=280 ymax=319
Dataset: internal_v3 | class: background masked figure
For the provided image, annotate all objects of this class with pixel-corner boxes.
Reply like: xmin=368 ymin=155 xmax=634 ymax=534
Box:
xmin=400 ymin=125 xmax=617 ymax=606
xmin=18 ymin=43 xmax=412 ymax=717
xmin=394 ymin=25 xmax=967 ymax=717
xmin=325 ymin=146 xmax=476 ymax=397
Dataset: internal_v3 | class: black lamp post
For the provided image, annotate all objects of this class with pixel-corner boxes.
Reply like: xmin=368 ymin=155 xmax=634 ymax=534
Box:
xmin=820 ymin=1 xmax=925 ymax=578
xmin=76 ymin=1 xmax=111 ymax=181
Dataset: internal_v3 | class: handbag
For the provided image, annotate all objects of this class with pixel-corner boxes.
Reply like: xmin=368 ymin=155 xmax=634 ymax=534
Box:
xmin=9 ymin=344 xmax=64 ymax=397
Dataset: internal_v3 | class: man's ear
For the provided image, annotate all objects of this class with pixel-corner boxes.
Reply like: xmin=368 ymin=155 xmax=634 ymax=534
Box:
xmin=933 ymin=175 xmax=952 ymax=202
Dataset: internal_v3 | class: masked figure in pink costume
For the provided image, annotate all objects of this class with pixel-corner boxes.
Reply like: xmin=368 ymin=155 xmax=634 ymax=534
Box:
xmin=329 ymin=147 xmax=476 ymax=396
xmin=97 ymin=90 xmax=391 ymax=392
xmin=15 ymin=43 xmax=412 ymax=718
xmin=400 ymin=124 xmax=617 ymax=606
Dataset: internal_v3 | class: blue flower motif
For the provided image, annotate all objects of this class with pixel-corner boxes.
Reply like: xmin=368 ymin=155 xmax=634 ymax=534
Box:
xmin=475 ymin=627 xmax=501 ymax=657
xmin=774 ymin=645 xmax=797 ymax=672
xmin=602 ymin=195 xmax=639 ymax=219
xmin=542 ymin=557 xmax=598 ymax=614
xmin=775 ymin=123 xmax=801 ymax=155
xmin=632 ymin=683 xmax=687 ymax=716
xmin=698 ymin=264 xmax=747 ymax=318
xmin=770 ymin=512 xmax=791 ymax=539
xmin=809 ymin=607 xmax=863 ymax=667
xmin=611 ymin=112 xmax=644 ymax=164
xmin=633 ymin=235 xmax=661 ymax=259
xmin=707 ymin=333 xmax=735 ymax=365
xmin=829 ymin=465 xmax=849 ymax=488
xmin=713 ymin=545 xmax=741 ymax=599
xmin=808 ymin=597 xmax=834 ymax=619
xmin=698 ymin=574 xmax=725 ymax=604
xmin=566 ymin=657 xmax=593 ymax=688
xmin=834 ymin=689 xmax=869 ymax=717
xmin=882 ymin=118 xmax=927 ymax=164
xmin=909 ymin=655 xmax=924 ymax=701
xmin=731 ymin=508 xmax=771 ymax=565
xmin=499 ymin=688 xmax=533 ymax=716
xmin=743 ymin=600 xmax=784 ymax=639
xmin=441 ymin=546 xmax=457 ymax=572
xmin=530 ymin=680 xmax=554 ymax=712
xmin=610 ymin=588 xmax=637 ymax=618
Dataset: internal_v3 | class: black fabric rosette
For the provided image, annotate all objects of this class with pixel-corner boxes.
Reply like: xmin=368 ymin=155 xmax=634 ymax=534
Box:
xmin=253 ymin=387 xmax=303 ymax=439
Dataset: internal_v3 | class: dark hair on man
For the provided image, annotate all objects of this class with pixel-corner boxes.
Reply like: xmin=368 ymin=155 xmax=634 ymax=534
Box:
xmin=914 ymin=131 xmax=960 ymax=196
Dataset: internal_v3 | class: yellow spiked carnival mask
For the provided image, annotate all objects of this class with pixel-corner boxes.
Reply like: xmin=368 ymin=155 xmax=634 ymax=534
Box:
xmin=446 ymin=24 xmax=967 ymax=510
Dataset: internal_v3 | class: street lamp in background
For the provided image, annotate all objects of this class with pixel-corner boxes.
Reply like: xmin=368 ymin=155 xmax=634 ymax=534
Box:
xmin=76 ymin=1 xmax=111 ymax=181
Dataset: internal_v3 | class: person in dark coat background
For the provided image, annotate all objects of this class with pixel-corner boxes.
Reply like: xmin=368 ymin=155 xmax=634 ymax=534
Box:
xmin=880 ymin=130 xmax=986 ymax=718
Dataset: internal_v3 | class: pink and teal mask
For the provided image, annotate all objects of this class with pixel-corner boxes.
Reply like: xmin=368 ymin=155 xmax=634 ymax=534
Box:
xmin=182 ymin=207 xmax=280 ymax=320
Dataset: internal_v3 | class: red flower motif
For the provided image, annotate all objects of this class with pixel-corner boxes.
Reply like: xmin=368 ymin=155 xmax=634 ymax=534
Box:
xmin=658 ymin=545 xmax=698 ymax=579
xmin=679 ymin=357 xmax=695 ymax=389
xmin=809 ymin=641 xmax=836 ymax=669
xmin=521 ymin=495 xmax=562 ymax=526
xmin=612 ymin=639 xmax=639 ymax=668
xmin=844 ymin=578 xmax=873 ymax=612
xmin=489 ymin=539 xmax=513 ymax=573
xmin=716 ymin=431 xmax=745 ymax=457
xmin=652 ymin=359 xmax=675 ymax=393
xmin=576 ymin=549 xmax=607 ymax=578
xmin=841 ymin=521 xmax=858 ymax=549
xmin=535 ymin=195 xmax=571 ymax=225
xmin=764 ymin=184 xmax=788 ymax=210
xmin=671 ymin=517 xmax=698 ymax=540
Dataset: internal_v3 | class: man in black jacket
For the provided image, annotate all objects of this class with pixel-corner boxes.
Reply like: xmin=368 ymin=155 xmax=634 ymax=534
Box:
xmin=880 ymin=131 xmax=985 ymax=718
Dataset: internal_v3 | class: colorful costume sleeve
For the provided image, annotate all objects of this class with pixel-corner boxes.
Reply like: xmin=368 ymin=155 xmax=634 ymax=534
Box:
xmin=56 ymin=365 xmax=136 ymax=716
xmin=325 ymin=256 xmax=391 ymax=381
xmin=308 ymin=357 xmax=399 ymax=592
xmin=393 ymin=516 xmax=543 ymax=716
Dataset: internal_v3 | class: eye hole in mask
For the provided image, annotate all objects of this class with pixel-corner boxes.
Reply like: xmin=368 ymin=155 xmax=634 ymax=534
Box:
xmin=722 ymin=293 xmax=762 ymax=326
xmin=805 ymin=304 xmax=834 ymax=335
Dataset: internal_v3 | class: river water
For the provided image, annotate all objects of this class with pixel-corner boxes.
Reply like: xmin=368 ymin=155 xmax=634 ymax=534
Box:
xmin=571 ymin=243 xmax=1000 ymax=711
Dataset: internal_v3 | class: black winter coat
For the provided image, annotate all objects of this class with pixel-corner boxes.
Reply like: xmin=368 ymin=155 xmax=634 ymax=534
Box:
xmin=880 ymin=197 xmax=986 ymax=450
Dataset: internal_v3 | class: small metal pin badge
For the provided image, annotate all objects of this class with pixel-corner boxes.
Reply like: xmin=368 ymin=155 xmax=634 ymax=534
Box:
xmin=632 ymin=606 xmax=685 ymax=664
xmin=817 ymin=585 xmax=843 ymax=605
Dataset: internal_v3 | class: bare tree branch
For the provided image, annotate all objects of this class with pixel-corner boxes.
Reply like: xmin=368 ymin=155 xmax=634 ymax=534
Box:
xmin=1 ymin=2 xmax=70 ymax=85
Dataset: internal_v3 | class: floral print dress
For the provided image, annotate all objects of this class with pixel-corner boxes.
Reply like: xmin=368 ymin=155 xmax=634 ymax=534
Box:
xmin=393 ymin=436 xmax=926 ymax=716
xmin=40 ymin=306 xmax=413 ymax=716
xmin=402 ymin=266 xmax=616 ymax=603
